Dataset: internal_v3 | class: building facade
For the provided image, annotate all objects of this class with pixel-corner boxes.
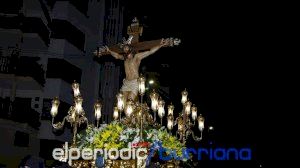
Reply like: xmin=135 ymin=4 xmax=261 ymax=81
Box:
xmin=0 ymin=0 xmax=123 ymax=167
xmin=98 ymin=0 xmax=124 ymax=123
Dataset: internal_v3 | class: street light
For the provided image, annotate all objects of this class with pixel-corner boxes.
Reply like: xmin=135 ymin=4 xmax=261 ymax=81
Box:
xmin=149 ymin=80 xmax=154 ymax=85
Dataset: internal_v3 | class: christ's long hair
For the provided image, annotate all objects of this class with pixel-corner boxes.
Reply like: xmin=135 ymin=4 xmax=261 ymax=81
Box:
xmin=122 ymin=44 xmax=136 ymax=59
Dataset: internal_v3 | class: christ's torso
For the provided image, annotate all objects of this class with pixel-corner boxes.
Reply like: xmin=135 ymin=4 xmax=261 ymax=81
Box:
xmin=124 ymin=57 xmax=140 ymax=80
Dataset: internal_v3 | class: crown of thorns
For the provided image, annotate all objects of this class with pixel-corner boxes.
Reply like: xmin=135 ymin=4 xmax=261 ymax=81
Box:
xmin=120 ymin=35 xmax=133 ymax=48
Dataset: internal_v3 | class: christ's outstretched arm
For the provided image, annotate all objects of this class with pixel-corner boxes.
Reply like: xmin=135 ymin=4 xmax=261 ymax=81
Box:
xmin=95 ymin=46 xmax=124 ymax=60
xmin=108 ymin=47 xmax=124 ymax=60
xmin=135 ymin=38 xmax=169 ymax=60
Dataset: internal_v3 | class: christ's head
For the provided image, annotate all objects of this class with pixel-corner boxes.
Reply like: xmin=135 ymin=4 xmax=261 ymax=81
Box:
xmin=122 ymin=45 xmax=135 ymax=59
xmin=123 ymin=45 xmax=132 ymax=53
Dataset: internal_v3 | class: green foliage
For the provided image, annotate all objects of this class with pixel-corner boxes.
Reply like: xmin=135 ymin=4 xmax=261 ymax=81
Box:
xmin=77 ymin=123 xmax=185 ymax=156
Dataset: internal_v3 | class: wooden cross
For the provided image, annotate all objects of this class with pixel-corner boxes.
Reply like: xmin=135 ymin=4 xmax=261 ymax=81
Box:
xmin=95 ymin=17 xmax=180 ymax=56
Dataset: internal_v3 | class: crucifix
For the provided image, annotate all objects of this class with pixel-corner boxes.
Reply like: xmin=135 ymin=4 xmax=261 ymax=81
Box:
xmin=94 ymin=17 xmax=180 ymax=102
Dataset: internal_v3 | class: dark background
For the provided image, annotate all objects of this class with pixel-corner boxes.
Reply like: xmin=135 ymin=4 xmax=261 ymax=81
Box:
xmin=122 ymin=0 xmax=269 ymax=167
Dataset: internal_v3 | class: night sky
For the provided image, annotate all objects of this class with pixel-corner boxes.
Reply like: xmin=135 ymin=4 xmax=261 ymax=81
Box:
xmin=123 ymin=0 xmax=268 ymax=167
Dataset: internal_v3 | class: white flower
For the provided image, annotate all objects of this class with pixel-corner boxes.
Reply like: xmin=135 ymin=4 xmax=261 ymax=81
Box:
xmin=120 ymin=134 xmax=128 ymax=141
xmin=132 ymin=136 xmax=141 ymax=145
xmin=86 ymin=136 xmax=94 ymax=143
xmin=147 ymin=133 xmax=153 ymax=139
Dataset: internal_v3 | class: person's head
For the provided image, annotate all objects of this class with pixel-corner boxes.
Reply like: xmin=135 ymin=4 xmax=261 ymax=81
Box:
xmin=122 ymin=44 xmax=135 ymax=59
xmin=123 ymin=44 xmax=132 ymax=53
xmin=123 ymin=45 xmax=131 ymax=53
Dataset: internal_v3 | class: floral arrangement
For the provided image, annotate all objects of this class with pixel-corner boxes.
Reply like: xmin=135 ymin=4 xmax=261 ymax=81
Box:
xmin=76 ymin=122 xmax=187 ymax=162
xmin=77 ymin=121 xmax=125 ymax=150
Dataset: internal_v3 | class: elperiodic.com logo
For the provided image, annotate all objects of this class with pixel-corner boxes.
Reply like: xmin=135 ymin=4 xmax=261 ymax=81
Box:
xmin=52 ymin=142 xmax=148 ymax=165
xmin=52 ymin=142 xmax=251 ymax=166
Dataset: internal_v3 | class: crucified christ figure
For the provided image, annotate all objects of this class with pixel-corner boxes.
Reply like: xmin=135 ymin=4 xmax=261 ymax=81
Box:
xmin=95 ymin=38 xmax=174 ymax=101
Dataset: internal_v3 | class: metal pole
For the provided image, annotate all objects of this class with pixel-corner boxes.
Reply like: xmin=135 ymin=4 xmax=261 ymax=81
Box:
xmin=182 ymin=108 xmax=186 ymax=144
xmin=140 ymin=94 xmax=143 ymax=141
xmin=72 ymin=123 xmax=78 ymax=145
xmin=140 ymin=112 xmax=143 ymax=141
xmin=160 ymin=117 xmax=162 ymax=126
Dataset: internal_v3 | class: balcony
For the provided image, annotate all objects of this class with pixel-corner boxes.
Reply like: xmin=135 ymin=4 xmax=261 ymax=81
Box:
xmin=23 ymin=0 xmax=51 ymax=24
xmin=50 ymin=19 xmax=85 ymax=51
xmin=46 ymin=58 xmax=81 ymax=85
xmin=0 ymin=97 xmax=40 ymax=129
xmin=46 ymin=0 xmax=88 ymax=17
xmin=0 ymin=0 xmax=51 ymax=46
xmin=0 ymin=0 xmax=51 ymax=24
xmin=0 ymin=15 xmax=50 ymax=46
xmin=0 ymin=56 xmax=45 ymax=86
xmin=22 ymin=16 xmax=50 ymax=46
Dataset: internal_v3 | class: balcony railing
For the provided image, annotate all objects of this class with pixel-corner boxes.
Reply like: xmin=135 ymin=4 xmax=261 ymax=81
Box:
xmin=0 ymin=56 xmax=12 ymax=73
xmin=0 ymin=56 xmax=45 ymax=86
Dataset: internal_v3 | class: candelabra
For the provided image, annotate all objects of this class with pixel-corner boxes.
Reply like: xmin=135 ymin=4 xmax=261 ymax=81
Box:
xmin=113 ymin=75 xmax=205 ymax=143
xmin=169 ymin=89 xmax=204 ymax=143
xmin=114 ymin=75 xmax=156 ymax=141
xmin=50 ymin=81 xmax=102 ymax=145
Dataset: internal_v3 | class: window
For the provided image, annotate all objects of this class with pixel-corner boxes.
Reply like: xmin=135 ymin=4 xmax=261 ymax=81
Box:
xmin=41 ymin=99 xmax=52 ymax=120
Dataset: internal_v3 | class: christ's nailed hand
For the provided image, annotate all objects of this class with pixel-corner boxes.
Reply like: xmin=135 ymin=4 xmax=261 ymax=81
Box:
xmin=160 ymin=38 xmax=168 ymax=47
xmin=94 ymin=46 xmax=109 ymax=56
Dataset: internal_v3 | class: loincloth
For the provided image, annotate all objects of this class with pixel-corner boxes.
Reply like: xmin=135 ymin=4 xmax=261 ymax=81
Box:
xmin=120 ymin=78 xmax=138 ymax=95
